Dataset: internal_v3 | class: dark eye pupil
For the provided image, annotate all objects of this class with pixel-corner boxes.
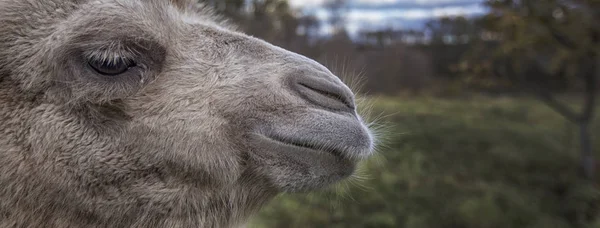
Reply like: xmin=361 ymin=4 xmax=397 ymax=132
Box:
xmin=88 ymin=58 xmax=134 ymax=76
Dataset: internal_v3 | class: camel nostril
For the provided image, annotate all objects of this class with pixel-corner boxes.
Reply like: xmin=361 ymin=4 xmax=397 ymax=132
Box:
xmin=293 ymin=76 xmax=356 ymax=113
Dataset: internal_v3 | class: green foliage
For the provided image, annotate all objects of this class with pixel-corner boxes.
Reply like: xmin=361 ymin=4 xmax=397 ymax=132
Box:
xmin=461 ymin=0 xmax=599 ymax=91
xmin=249 ymin=96 xmax=600 ymax=228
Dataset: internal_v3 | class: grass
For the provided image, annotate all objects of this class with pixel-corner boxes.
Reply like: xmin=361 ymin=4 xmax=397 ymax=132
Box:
xmin=248 ymin=95 xmax=600 ymax=228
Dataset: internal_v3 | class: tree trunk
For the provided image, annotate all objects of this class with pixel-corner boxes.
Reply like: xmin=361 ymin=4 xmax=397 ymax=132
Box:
xmin=579 ymin=121 xmax=595 ymax=180
xmin=579 ymin=54 xmax=598 ymax=181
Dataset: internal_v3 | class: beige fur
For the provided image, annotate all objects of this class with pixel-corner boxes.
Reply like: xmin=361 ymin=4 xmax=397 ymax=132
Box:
xmin=0 ymin=0 xmax=375 ymax=227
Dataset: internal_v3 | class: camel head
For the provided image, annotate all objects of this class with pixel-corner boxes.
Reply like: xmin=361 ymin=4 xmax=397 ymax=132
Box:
xmin=0 ymin=0 xmax=375 ymax=226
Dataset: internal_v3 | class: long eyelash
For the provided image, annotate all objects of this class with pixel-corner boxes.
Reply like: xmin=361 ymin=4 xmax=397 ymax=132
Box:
xmin=85 ymin=47 xmax=135 ymax=66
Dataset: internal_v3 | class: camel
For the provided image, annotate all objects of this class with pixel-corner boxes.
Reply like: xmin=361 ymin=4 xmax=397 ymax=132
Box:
xmin=0 ymin=0 xmax=376 ymax=227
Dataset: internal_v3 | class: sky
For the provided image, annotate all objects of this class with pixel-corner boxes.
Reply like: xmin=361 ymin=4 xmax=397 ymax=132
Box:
xmin=288 ymin=0 xmax=487 ymax=36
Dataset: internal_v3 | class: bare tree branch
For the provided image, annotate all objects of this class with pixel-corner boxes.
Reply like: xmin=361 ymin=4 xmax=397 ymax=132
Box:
xmin=546 ymin=24 xmax=578 ymax=50
xmin=523 ymin=1 xmax=579 ymax=49
xmin=493 ymin=57 xmax=580 ymax=121
xmin=581 ymin=54 xmax=598 ymax=122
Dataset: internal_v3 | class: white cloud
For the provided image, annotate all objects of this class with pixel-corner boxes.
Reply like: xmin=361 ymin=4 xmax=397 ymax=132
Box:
xmin=354 ymin=0 xmax=397 ymax=4
xmin=291 ymin=0 xmax=482 ymax=7
xmin=309 ymin=4 xmax=485 ymax=21
xmin=289 ymin=0 xmax=487 ymax=37
xmin=289 ymin=0 xmax=325 ymax=8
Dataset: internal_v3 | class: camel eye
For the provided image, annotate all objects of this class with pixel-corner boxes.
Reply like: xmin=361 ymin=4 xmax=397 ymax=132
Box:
xmin=88 ymin=57 xmax=135 ymax=76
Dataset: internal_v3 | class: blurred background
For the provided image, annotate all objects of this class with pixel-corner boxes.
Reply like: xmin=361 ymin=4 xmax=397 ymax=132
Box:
xmin=199 ymin=0 xmax=600 ymax=227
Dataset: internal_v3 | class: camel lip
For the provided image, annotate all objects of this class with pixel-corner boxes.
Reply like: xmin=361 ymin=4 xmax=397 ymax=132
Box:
xmin=253 ymin=134 xmax=365 ymax=163
xmin=255 ymin=133 xmax=356 ymax=161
